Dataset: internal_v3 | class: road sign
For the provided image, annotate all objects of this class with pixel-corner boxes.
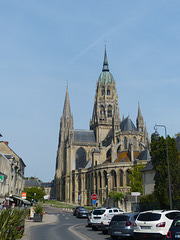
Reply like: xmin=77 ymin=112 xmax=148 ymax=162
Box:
xmin=91 ymin=193 xmax=98 ymax=200
xmin=92 ymin=200 xmax=96 ymax=205
xmin=131 ymin=192 xmax=141 ymax=196
xmin=0 ymin=176 xmax=3 ymax=182
xmin=22 ymin=192 xmax=26 ymax=199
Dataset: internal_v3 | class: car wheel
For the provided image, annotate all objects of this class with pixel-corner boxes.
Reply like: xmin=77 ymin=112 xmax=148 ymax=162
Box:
xmin=111 ymin=235 xmax=117 ymax=240
xmin=92 ymin=226 xmax=98 ymax=231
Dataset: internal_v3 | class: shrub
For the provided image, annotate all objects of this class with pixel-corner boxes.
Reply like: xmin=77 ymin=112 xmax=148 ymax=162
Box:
xmin=0 ymin=208 xmax=26 ymax=240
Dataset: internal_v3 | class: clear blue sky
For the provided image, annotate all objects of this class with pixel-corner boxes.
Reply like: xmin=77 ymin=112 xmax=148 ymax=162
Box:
xmin=0 ymin=1 xmax=179 ymax=182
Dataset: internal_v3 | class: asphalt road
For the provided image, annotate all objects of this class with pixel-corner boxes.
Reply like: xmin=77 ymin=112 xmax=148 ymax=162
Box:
xmin=29 ymin=206 xmax=112 ymax=240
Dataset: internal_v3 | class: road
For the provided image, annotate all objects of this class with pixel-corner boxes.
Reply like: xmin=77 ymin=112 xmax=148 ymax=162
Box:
xmin=30 ymin=206 xmax=112 ymax=240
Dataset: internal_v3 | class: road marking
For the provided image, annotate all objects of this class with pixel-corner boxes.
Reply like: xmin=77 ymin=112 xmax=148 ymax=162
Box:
xmin=69 ymin=225 xmax=91 ymax=240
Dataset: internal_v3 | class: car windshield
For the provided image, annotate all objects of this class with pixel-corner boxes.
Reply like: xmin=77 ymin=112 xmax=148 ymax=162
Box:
xmin=174 ymin=219 xmax=180 ymax=227
xmin=112 ymin=215 xmax=129 ymax=221
xmin=137 ymin=213 xmax=161 ymax=221
xmin=93 ymin=209 xmax=105 ymax=215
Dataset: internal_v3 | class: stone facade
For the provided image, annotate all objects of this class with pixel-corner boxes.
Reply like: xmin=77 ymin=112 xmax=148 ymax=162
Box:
xmin=0 ymin=141 xmax=26 ymax=201
xmin=54 ymin=49 xmax=150 ymax=207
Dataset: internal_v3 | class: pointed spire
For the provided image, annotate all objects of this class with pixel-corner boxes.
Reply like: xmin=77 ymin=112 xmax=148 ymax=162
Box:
xmin=137 ymin=102 xmax=142 ymax=118
xmin=102 ymin=46 xmax=109 ymax=72
xmin=63 ymin=86 xmax=71 ymax=119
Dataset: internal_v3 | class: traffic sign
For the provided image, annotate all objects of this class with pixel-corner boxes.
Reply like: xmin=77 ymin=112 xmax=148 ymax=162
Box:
xmin=91 ymin=193 xmax=98 ymax=200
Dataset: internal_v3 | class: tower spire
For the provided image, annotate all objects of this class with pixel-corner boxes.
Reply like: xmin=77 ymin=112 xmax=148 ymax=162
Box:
xmin=63 ymin=86 xmax=71 ymax=119
xmin=102 ymin=45 xmax=109 ymax=72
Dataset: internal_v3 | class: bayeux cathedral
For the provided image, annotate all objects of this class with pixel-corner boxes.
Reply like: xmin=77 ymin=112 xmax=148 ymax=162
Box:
xmin=54 ymin=48 xmax=150 ymax=206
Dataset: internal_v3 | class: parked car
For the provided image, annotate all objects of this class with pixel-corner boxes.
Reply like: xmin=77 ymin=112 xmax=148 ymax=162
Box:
xmin=76 ymin=208 xmax=89 ymax=218
xmin=108 ymin=212 xmax=139 ymax=239
xmin=87 ymin=211 xmax=93 ymax=227
xmin=133 ymin=210 xmax=180 ymax=240
xmin=166 ymin=215 xmax=180 ymax=239
xmin=91 ymin=207 xmax=123 ymax=231
xmin=73 ymin=206 xmax=84 ymax=216
xmin=99 ymin=208 xmax=124 ymax=234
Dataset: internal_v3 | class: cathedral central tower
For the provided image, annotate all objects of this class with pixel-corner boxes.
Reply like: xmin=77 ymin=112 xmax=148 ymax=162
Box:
xmin=90 ymin=48 xmax=120 ymax=144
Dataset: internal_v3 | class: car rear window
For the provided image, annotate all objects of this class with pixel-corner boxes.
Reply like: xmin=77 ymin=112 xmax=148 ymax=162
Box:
xmin=93 ymin=210 xmax=105 ymax=215
xmin=165 ymin=212 xmax=180 ymax=220
xmin=112 ymin=215 xmax=129 ymax=221
xmin=137 ymin=213 xmax=161 ymax=221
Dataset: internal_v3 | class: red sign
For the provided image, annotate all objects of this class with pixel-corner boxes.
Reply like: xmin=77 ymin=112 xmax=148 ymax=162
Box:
xmin=91 ymin=193 xmax=98 ymax=200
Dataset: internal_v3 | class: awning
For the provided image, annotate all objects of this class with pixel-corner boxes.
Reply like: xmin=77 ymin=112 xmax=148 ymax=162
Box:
xmin=12 ymin=195 xmax=31 ymax=205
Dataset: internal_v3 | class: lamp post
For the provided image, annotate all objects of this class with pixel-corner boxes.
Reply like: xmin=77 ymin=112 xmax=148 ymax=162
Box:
xmin=106 ymin=173 xmax=109 ymax=205
xmin=154 ymin=124 xmax=172 ymax=209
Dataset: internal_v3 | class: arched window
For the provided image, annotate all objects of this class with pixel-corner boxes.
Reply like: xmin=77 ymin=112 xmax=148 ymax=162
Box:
xmin=120 ymin=170 xmax=123 ymax=187
xmin=100 ymin=105 xmax=105 ymax=119
xmin=107 ymin=87 xmax=110 ymax=95
xmin=75 ymin=148 xmax=86 ymax=169
xmin=133 ymin=137 xmax=136 ymax=149
xmin=104 ymin=171 xmax=108 ymax=187
xmin=112 ymin=170 xmax=117 ymax=188
xmin=101 ymin=87 xmax=105 ymax=96
xmin=124 ymin=137 xmax=127 ymax=150
xmin=107 ymin=105 xmax=112 ymax=117
xmin=98 ymin=172 xmax=102 ymax=188
xmin=126 ymin=169 xmax=131 ymax=185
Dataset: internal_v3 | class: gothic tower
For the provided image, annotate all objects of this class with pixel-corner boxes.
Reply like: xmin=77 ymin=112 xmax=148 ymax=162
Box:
xmin=136 ymin=103 xmax=144 ymax=132
xmin=90 ymin=48 xmax=120 ymax=144
xmin=55 ymin=87 xmax=73 ymax=200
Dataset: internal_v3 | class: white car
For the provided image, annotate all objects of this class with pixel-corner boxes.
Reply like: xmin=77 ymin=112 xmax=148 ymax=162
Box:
xmin=133 ymin=210 xmax=180 ymax=240
xmin=91 ymin=207 xmax=124 ymax=231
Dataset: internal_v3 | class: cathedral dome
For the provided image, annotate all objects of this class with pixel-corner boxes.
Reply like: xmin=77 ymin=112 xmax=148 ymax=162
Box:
xmin=98 ymin=71 xmax=114 ymax=84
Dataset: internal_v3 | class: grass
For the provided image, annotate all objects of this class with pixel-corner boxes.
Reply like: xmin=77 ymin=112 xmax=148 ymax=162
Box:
xmin=42 ymin=200 xmax=93 ymax=210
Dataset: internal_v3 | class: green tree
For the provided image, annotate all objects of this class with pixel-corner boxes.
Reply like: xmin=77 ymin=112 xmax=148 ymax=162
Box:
xmin=0 ymin=208 xmax=26 ymax=240
xmin=128 ymin=163 xmax=145 ymax=194
xmin=150 ymin=134 xmax=179 ymax=209
xmin=108 ymin=191 xmax=124 ymax=202
xmin=23 ymin=186 xmax=45 ymax=202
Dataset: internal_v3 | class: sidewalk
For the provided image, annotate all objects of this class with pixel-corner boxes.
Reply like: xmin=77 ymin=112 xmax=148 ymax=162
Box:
xmin=21 ymin=214 xmax=58 ymax=240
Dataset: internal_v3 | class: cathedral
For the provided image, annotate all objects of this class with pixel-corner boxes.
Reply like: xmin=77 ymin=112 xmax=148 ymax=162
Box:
xmin=54 ymin=49 xmax=150 ymax=206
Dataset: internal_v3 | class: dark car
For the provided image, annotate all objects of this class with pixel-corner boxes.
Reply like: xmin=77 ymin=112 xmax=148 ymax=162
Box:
xmin=73 ymin=206 xmax=84 ymax=216
xmin=76 ymin=208 xmax=89 ymax=218
xmin=108 ymin=212 xmax=139 ymax=239
xmin=166 ymin=215 xmax=180 ymax=240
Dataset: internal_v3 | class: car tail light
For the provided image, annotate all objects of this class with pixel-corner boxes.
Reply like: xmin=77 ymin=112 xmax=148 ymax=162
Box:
xmin=126 ymin=221 xmax=131 ymax=226
xmin=156 ymin=222 xmax=166 ymax=227
xmin=101 ymin=222 xmax=103 ymax=225
xmin=133 ymin=222 xmax=137 ymax=227
xmin=166 ymin=231 xmax=171 ymax=238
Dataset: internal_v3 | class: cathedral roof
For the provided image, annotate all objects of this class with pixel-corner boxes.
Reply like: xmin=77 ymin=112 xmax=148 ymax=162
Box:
xmin=136 ymin=149 xmax=151 ymax=161
xmin=120 ymin=116 xmax=137 ymax=132
xmin=141 ymin=160 xmax=153 ymax=172
xmin=73 ymin=130 xmax=96 ymax=143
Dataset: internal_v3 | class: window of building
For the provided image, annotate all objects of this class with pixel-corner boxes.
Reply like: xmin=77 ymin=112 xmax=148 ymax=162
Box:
xmin=120 ymin=170 xmax=123 ymax=187
xmin=107 ymin=105 xmax=112 ymax=117
xmin=101 ymin=87 xmax=105 ymax=96
xmin=124 ymin=137 xmax=127 ymax=150
xmin=100 ymin=105 xmax=105 ymax=119
xmin=133 ymin=137 xmax=136 ymax=149
xmin=75 ymin=147 xmax=86 ymax=169
xmin=107 ymin=88 xmax=110 ymax=95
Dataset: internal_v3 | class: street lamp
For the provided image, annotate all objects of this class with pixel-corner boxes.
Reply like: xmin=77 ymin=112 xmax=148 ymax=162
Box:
xmin=106 ymin=173 xmax=109 ymax=202
xmin=154 ymin=124 xmax=172 ymax=209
